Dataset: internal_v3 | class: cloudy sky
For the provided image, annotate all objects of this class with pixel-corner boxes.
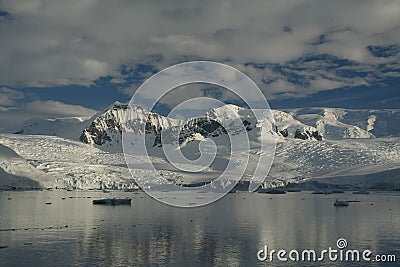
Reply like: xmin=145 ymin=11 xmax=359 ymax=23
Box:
xmin=0 ymin=0 xmax=400 ymax=130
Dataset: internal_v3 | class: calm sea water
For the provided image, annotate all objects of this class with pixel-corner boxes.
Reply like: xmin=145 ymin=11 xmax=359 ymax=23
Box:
xmin=0 ymin=190 xmax=399 ymax=267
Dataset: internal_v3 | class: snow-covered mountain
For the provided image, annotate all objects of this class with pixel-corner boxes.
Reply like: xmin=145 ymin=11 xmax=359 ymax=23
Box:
xmin=3 ymin=102 xmax=399 ymax=190
xmin=77 ymin=102 xmax=325 ymax=152
xmin=16 ymin=103 xmax=400 ymax=153
xmin=79 ymin=102 xmax=182 ymax=152
xmin=283 ymin=107 xmax=400 ymax=139
xmin=272 ymin=110 xmax=322 ymax=140
xmin=16 ymin=117 xmax=89 ymax=139
xmin=79 ymin=103 xmax=400 ymax=152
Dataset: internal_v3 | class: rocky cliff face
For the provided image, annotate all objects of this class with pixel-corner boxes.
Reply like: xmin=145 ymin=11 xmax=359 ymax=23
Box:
xmin=79 ymin=102 xmax=181 ymax=150
xmin=78 ymin=103 xmax=325 ymax=152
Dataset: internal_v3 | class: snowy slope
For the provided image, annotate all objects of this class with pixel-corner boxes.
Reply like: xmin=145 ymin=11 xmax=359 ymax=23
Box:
xmin=1 ymin=132 xmax=399 ymax=190
xmin=0 ymin=143 xmax=59 ymax=189
xmin=0 ymin=134 xmax=136 ymax=190
xmin=17 ymin=117 xmax=89 ymax=139
xmin=270 ymin=138 xmax=400 ymax=185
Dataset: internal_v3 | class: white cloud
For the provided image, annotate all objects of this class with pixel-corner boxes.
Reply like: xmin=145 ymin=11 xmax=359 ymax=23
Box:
xmin=0 ymin=100 xmax=97 ymax=132
xmin=0 ymin=87 xmax=25 ymax=106
xmin=82 ymin=59 xmax=108 ymax=79
xmin=309 ymin=78 xmax=345 ymax=91
xmin=23 ymin=100 xmax=97 ymax=117
xmin=0 ymin=0 xmax=399 ymax=100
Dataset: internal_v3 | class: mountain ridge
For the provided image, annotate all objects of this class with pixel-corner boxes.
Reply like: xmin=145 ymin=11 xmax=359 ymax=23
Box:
xmin=14 ymin=102 xmax=400 ymax=153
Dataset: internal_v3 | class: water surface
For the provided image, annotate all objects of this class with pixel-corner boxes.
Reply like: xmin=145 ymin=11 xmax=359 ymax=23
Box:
xmin=0 ymin=190 xmax=399 ymax=266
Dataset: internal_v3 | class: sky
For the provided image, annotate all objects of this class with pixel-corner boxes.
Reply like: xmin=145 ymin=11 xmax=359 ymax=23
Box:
xmin=0 ymin=0 xmax=400 ymax=131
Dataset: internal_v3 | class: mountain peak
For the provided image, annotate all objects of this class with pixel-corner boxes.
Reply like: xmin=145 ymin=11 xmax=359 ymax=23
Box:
xmin=107 ymin=101 xmax=128 ymax=111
